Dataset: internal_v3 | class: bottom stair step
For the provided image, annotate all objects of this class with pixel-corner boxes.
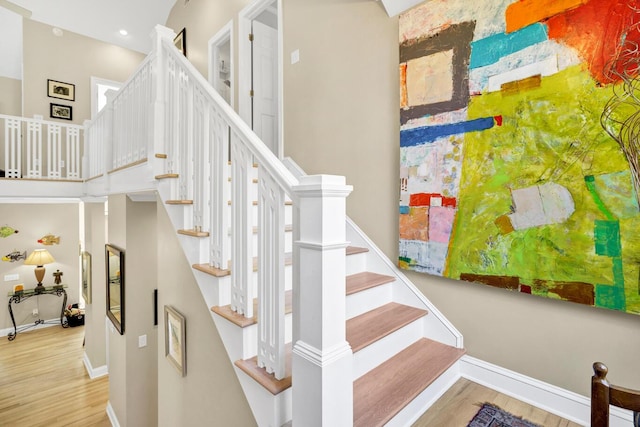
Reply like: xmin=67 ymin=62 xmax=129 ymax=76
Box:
xmin=353 ymin=338 xmax=465 ymax=427
xmin=235 ymin=343 xmax=292 ymax=395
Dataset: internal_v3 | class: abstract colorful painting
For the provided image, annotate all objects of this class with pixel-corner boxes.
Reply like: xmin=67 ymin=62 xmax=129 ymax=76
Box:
xmin=399 ymin=0 xmax=640 ymax=314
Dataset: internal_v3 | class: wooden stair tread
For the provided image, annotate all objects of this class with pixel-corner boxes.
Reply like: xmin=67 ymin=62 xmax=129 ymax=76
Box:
xmin=193 ymin=263 xmax=230 ymax=277
xmin=193 ymin=252 xmax=292 ymax=277
xmin=346 ymin=303 xmax=427 ymax=353
xmin=178 ymin=229 xmax=209 ymax=237
xmin=212 ymin=290 xmax=293 ymax=328
xmin=228 ymin=200 xmax=293 ymax=206
xmin=235 ymin=343 xmax=292 ymax=395
xmin=346 ymin=246 xmax=368 ymax=256
xmin=166 ymin=200 xmax=193 ymax=205
xmin=155 ymin=153 xmax=167 ymax=159
xmin=155 ymin=173 xmax=178 ymax=179
xmin=346 ymin=272 xmax=395 ymax=295
xmin=353 ymin=338 xmax=465 ymax=427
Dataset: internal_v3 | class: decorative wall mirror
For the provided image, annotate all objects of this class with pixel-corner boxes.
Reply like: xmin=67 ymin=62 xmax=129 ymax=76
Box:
xmin=106 ymin=244 xmax=125 ymax=334
xmin=81 ymin=251 xmax=92 ymax=304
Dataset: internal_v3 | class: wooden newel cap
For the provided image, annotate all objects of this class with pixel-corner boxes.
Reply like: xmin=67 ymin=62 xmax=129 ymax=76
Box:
xmin=593 ymin=362 xmax=608 ymax=380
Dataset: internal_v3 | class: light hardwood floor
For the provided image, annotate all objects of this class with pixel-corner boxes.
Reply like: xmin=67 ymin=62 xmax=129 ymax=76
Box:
xmin=0 ymin=325 xmax=110 ymax=427
xmin=413 ymin=377 xmax=583 ymax=427
xmin=0 ymin=326 xmax=581 ymax=427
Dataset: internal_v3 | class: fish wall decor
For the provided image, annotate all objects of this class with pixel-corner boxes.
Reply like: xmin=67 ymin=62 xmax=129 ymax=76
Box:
xmin=2 ymin=250 xmax=26 ymax=262
xmin=38 ymin=234 xmax=60 ymax=245
xmin=0 ymin=226 xmax=18 ymax=238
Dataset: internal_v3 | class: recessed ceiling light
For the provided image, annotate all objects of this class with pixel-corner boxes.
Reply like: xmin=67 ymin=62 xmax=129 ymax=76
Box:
xmin=52 ymin=27 xmax=63 ymax=37
xmin=119 ymin=29 xmax=128 ymax=36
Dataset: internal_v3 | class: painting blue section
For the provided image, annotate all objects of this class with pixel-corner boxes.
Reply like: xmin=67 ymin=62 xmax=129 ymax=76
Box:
xmin=470 ymin=23 xmax=548 ymax=69
xmin=400 ymin=206 xmax=410 ymax=214
xmin=400 ymin=117 xmax=495 ymax=147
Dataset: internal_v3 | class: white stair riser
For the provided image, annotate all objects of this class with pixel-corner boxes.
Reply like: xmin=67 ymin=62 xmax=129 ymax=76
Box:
xmin=346 ymin=283 xmax=393 ymax=320
xmin=193 ymin=271 xmax=230 ymax=308
xmin=240 ymin=313 xmax=293 ymax=360
xmin=352 ymin=317 xmax=426 ymax=380
xmin=391 ymin=282 xmax=459 ymax=348
xmin=235 ymin=370 xmax=292 ymax=427
xmin=345 ymin=251 xmax=367 ymax=276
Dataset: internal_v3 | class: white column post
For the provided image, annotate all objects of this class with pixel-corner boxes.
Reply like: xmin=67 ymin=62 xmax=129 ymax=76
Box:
xmin=150 ymin=25 xmax=176 ymax=176
xmin=292 ymin=174 xmax=353 ymax=427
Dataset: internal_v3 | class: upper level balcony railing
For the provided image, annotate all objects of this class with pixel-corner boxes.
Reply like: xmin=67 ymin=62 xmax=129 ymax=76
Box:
xmin=1 ymin=114 xmax=83 ymax=181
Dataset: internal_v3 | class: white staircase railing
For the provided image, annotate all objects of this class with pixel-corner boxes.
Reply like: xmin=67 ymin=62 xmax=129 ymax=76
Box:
xmin=1 ymin=114 xmax=83 ymax=180
xmin=85 ymin=25 xmax=354 ymax=424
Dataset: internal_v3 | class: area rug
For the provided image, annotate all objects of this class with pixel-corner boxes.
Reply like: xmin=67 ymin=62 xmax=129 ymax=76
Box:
xmin=467 ymin=403 xmax=542 ymax=427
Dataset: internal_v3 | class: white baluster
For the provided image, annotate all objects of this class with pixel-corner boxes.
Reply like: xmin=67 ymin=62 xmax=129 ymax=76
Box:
xmin=230 ymin=138 xmax=254 ymax=318
xmin=26 ymin=120 xmax=41 ymax=178
xmin=5 ymin=118 xmax=21 ymax=178
xmin=48 ymin=124 xmax=62 ymax=178
xmin=209 ymin=112 xmax=230 ymax=269
xmin=257 ymin=169 xmax=286 ymax=379
xmin=67 ymin=126 xmax=80 ymax=179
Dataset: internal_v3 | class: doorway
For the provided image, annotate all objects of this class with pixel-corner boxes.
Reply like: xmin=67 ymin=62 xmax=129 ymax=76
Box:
xmin=90 ymin=77 xmax=121 ymax=119
xmin=239 ymin=0 xmax=282 ymax=158
xmin=208 ymin=21 xmax=233 ymax=107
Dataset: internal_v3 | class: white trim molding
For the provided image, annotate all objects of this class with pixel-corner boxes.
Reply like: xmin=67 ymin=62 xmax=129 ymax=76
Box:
xmin=83 ymin=351 xmax=108 ymax=379
xmin=460 ymin=355 xmax=635 ymax=427
xmin=106 ymin=401 xmax=121 ymax=427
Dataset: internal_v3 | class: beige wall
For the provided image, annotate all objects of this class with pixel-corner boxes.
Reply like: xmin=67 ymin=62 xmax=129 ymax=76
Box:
xmin=83 ymin=201 xmax=107 ymax=370
xmin=0 ymin=77 xmax=22 ymax=116
xmin=0 ymin=202 xmax=80 ymax=332
xmin=22 ymin=20 xmax=145 ymax=125
xmin=107 ymin=194 xmax=127 ymax=423
xmin=156 ymin=195 xmax=255 ymax=426
xmin=125 ymin=198 xmax=158 ymax=427
xmin=106 ymin=195 xmax=159 ymax=427
xmin=282 ymin=0 xmax=640 ymax=397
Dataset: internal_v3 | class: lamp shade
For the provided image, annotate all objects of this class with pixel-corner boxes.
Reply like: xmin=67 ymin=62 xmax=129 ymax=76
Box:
xmin=24 ymin=249 xmax=55 ymax=266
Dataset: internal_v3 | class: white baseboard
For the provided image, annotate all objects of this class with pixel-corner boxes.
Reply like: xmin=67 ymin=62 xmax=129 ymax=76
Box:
xmin=83 ymin=351 xmax=108 ymax=379
xmin=106 ymin=401 xmax=121 ymax=427
xmin=460 ymin=355 xmax=634 ymax=427
xmin=0 ymin=318 xmax=62 ymax=337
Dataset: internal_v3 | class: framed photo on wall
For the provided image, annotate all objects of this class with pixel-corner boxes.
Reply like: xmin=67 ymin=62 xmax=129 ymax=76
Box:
xmin=47 ymin=79 xmax=75 ymax=101
xmin=82 ymin=251 xmax=92 ymax=304
xmin=164 ymin=305 xmax=186 ymax=376
xmin=174 ymin=28 xmax=186 ymax=56
xmin=50 ymin=103 xmax=72 ymax=120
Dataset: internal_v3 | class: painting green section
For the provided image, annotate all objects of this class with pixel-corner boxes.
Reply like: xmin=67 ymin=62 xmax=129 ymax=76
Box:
xmin=447 ymin=65 xmax=640 ymax=313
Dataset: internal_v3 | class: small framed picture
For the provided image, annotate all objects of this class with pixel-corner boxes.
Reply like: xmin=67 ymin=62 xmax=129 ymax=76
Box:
xmin=174 ymin=28 xmax=186 ymax=56
xmin=164 ymin=305 xmax=186 ymax=376
xmin=50 ymin=103 xmax=72 ymax=120
xmin=82 ymin=251 xmax=92 ymax=304
xmin=47 ymin=79 xmax=75 ymax=101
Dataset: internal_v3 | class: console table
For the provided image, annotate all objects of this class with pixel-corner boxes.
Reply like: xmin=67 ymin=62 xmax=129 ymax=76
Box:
xmin=7 ymin=286 xmax=68 ymax=340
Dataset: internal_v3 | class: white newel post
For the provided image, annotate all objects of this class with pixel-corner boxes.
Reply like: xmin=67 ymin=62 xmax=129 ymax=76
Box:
xmin=292 ymin=175 xmax=353 ymax=427
xmin=150 ymin=25 xmax=176 ymax=176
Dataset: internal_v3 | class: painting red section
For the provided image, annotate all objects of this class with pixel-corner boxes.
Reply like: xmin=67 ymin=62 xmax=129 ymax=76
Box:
xmin=494 ymin=115 xmax=503 ymax=127
xmin=442 ymin=197 xmax=457 ymax=208
xmin=547 ymin=0 xmax=640 ymax=84
xmin=409 ymin=193 xmax=457 ymax=208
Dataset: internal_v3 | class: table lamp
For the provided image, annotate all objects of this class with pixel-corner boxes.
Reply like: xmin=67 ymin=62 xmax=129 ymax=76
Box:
xmin=24 ymin=249 xmax=55 ymax=292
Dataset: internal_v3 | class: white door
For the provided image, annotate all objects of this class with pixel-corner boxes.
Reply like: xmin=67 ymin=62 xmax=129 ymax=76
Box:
xmin=251 ymin=20 xmax=278 ymax=155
